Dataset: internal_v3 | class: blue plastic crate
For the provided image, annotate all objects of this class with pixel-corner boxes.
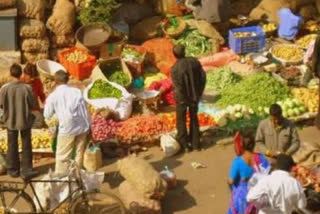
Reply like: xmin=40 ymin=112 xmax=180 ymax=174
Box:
xmin=229 ymin=26 xmax=266 ymax=54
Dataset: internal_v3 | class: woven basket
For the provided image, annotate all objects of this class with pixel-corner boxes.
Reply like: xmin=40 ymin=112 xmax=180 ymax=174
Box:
xmin=162 ymin=17 xmax=186 ymax=38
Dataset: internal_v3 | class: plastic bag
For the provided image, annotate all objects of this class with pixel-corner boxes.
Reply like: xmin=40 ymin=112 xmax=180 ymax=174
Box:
xmin=160 ymin=166 xmax=176 ymax=189
xmin=199 ymin=50 xmax=238 ymax=70
xmin=83 ymin=143 xmax=102 ymax=172
xmin=160 ymin=134 xmax=180 ymax=157
xmin=83 ymin=80 xmax=133 ymax=121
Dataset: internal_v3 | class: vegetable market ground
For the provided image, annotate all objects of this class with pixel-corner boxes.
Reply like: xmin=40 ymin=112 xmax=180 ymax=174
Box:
xmin=0 ymin=126 xmax=319 ymax=214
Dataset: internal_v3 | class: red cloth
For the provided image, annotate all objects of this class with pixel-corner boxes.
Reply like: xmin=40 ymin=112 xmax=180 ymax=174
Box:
xmin=21 ymin=77 xmax=46 ymax=110
xmin=148 ymin=78 xmax=176 ymax=106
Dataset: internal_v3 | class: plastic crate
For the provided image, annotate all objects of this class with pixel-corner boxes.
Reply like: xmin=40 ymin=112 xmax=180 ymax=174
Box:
xmin=58 ymin=47 xmax=96 ymax=80
xmin=229 ymin=26 xmax=266 ymax=54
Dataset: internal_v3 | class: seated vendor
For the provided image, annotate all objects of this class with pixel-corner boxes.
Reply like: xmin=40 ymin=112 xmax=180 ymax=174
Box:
xmin=255 ymin=104 xmax=300 ymax=160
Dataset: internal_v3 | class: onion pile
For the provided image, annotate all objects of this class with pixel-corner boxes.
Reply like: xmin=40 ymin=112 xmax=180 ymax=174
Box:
xmin=91 ymin=115 xmax=121 ymax=142
xmin=292 ymin=165 xmax=320 ymax=192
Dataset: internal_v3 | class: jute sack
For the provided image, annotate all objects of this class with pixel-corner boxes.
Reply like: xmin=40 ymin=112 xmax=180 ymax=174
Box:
xmin=21 ymin=38 xmax=49 ymax=52
xmin=50 ymin=34 xmax=75 ymax=48
xmin=130 ymin=16 xmax=162 ymax=42
xmin=17 ymin=0 xmax=45 ymax=20
xmin=83 ymin=144 xmax=102 ymax=172
xmin=117 ymin=156 xmax=167 ymax=199
xmin=22 ymin=52 xmax=48 ymax=64
xmin=119 ymin=181 xmax=162 ymax=214
xmin=19 ymin=19 xmax=46 ymax=38
xmin=46 ymin=0 xmax=75 ymax=36
xmin=0 ymin=0 xmax=16 ymax=9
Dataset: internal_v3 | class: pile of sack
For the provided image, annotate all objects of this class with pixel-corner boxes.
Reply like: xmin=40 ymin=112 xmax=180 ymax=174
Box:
xmin=118 ymin=156 xmax=168 ymax=214
xmin=47 ymin=0 xmax=76 ymax=61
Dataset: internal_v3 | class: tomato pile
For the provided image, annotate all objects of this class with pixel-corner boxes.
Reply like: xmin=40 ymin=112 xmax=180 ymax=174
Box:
xmin=116 ymin=115 xmax=168 ymax=144
xmin=91 ymin=116 xmax=121 ymax=142
xmin=161 ymin=113 xmax=216 ymax=131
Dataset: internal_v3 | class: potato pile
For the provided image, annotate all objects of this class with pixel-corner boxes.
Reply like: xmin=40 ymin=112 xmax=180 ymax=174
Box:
xmin=65 ymin=50 xmax=88 ymax=63
xmin=292 ymin=88 xmax=319 ymax=113
xmin=272 ymin=45 xmax=304 ymax=62
xmin=296 ymin=34 xmax=317 ymax=48
xmin=0 ymin=129 xmax=52 ymax=153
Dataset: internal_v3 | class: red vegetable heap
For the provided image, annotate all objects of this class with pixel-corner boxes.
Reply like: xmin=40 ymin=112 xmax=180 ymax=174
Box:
xmin=116 ymin=115 xmax=169 ymax=144
xmin=91 ymin=115 xmax=121 ymax=142
xmin=161 ymin=113 xmax=216 ymax=131
xmin=292 ymin=165 xmax=320 ymax=192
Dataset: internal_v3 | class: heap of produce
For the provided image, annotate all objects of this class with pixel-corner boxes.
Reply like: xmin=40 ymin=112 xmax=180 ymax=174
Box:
xmin=106 ymin=67 xmax=130 ymax=87
xmin=163 ymin=16 xmax=180 ymax=34
xmin=292 ymin=88 xmax=319 ymax=113
xmin=275 ymin=98 xmax=306 ymax=118
xmin=271 ymin=45 xmax=304 ymax=62
xmin=214 ymin=104 xmax=255 ymax=127
xmin=122 ymin=47 xmax=144 ymax=63
xmin=0 ymin=130 xmax=52 ymax=153
xmin=261 ymin=23 xmax=277 ymax=33
xmin=233 ymin=32 xmax=257 ymax=37
xmin=304 ymin=20 xmax=320 ymax=33
xmin=143 ymin=70 xmax=167 ymax=88
xmin=216 ymin=73 xmax=291 ymax=111
xmin=161 ymin=113 xmax=216 ymax=131
xmin=65 ymin=50 xmax=88 ymax=63
xmin=91 ymin=116 xmax=121 ymax=142
xmin=205 ymin=67 xmax=242 ymax=92
xmin=279 ymin=66 xmax=301 ymax=80
xmin=296 ymin=34 xmax=317 ymax=49
xmin=174 ymin=29 xmax=212 ymax=57
xmin=116 ymin=115 xmax=168 ymax=144
xmin=88 ymin=79 xmax=122 ymax=99
xmin=78 ymin=0 xmax=121 ymax=25
xmin=292 ymin=165 xmax=320 ymax=192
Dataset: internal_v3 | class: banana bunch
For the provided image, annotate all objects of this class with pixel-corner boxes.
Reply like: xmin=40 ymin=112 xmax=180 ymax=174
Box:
xmin=0 ymin=129 xmax=52 ymax=153
xmin=292 ymin=88 xmax=319 ymax=113
xmin=272 ymin=45 xmax=304 ymax=61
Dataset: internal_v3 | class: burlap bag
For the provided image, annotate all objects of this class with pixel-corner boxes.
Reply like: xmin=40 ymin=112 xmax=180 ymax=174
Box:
xmin=293 ymin=142 xmax=320 ymax=168
xmin=17 ymin=0 xmax=45 ymax=20
xmin=21 ymin=37 xmax=49 ymax=52
xmin=19 ymin=19 xmax=46 ymax=38
xmin=0 ymin=0 xmax=16 ymax=9
xmin=22 ymin=52 xmax=49 ymax=64
xmin=249 ymin=0 xmax=290 ymax=24
xmin=46 ymin=0 xmax=75 ymax=36
xmin=117 ymin=156 xmax=167 ymax=199
xmin=299 ymin=5 xmax=318 ymax=21
xmin=119 ymin=181 xmax=162 ymax=214
xmin=130 ymin=16 xmax=162 ymax=42
xmin=83 ymin=144 xmax=102 ymax=172
xmin=50 ymin=34 xmax=75 ymax=48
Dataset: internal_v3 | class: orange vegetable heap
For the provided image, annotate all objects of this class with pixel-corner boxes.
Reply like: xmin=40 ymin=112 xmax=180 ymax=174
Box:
xmin=292 ymin=165 xmax=320 ymax=192
xmin=116 ymin=115 xmax=169 ymax=144
xmin=161 ymin=113 xmax=216 ymax=131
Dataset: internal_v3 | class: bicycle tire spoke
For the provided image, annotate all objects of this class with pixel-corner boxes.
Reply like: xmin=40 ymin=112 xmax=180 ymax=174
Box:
xmin=7 ymin=192 xmax=21 ymax=211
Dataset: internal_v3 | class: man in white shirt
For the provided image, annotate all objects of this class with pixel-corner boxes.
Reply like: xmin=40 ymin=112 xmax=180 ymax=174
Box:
xmin=247 ymin=154 xmax=310 ymax=214
xmin=44 ymin=71 xmax=90 ymax=175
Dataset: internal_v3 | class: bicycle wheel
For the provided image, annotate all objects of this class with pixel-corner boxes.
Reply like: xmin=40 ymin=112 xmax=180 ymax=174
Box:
xmin=70 ymin=192 xmax=126 ymax=214
xmin=0 ymin=189 xmax=36 ymax=213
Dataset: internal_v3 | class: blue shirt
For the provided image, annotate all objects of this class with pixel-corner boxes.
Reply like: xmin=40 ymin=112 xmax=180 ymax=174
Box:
xmin=229 ymin=157 xmax=254 ymax=185
xmin=278 ymin=8 xmax=302 ymax=40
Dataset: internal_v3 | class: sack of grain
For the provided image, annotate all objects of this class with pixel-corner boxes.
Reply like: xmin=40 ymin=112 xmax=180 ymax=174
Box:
xmin=21 ymin=38 xmax=49 ymax=52
xmin=130 ymin=16 xmax=162 ymax=42
xmin=19 ymin=19 xmax=46 ymax=38
xmin=119 ymin=181 xmax=162 ymax=214
xmin=46 ymin=0 xmax=75 ymax=36
xmin=50 ymin=34 xmax=75 ymax=48
xmin=117 ymin=156 xmax=167 ymax=199
xmin=0 ymin=0 xmax=16 ymax=9
xmin=250 ymin=0 xmax=290 ymax=24
xmin=17 ymin=0 xmax=45 ymax=20
xmin=22 ymin=52 xmax=49 ymax=64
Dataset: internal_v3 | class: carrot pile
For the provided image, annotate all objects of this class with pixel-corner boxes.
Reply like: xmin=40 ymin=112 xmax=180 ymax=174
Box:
xmin=161 ymin=112 xmax=216 ymax=131
xmin=116 ymin=115 xmax=168 ymax=144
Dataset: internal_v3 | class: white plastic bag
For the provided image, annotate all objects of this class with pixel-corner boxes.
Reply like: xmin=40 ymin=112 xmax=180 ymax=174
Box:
xmin=160 ymin=134 xmax=181 ymax=157
xmin=83 ymin=80 xmax=133 ymax=120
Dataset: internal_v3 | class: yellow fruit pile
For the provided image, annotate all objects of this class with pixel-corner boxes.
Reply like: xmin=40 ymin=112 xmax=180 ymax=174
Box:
xmin=292 ymin=88 xmax=319 ymax=113
xmin=304 ymin=21 xmax=320 ymax=32
xmin=296 ymin=34 xmax=317 ymax=49
xmin=272 ymin=45 xmax=304 ymax=62
xmin=0 ymin=129 xmax=52 ymax=153
xmin=262 ymin=23 xmax=277 ymax=32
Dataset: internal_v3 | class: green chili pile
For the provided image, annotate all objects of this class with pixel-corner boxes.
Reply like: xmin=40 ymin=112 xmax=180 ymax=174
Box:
xmin=205 ymin=67 xmax=242 ymax=92
xmin=88 ymin=79 xmax=122 ymax=99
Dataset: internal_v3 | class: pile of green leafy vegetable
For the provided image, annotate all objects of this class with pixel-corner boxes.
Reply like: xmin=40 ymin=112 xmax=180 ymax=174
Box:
xmin=107 ymin=68 xmax=130 ymax=87
xmin=216 ymin=73 xmax=291 ymax=111
xmin=121 ymin=47 xmax=143 ymax=62
xmin=205 ymin=67 xmax=242 ymax=92
xmin=78 ymin=0 xmax=121 ymax=25
xmin=88 ymin=79 xmax=122 ymax=99
xmin=174 ymin=29 xmax=212 ymax=57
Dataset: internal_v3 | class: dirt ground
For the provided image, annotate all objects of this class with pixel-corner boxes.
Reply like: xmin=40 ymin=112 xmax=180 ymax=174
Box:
xmin=0 ymin=126 xmax=319 ymax=214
